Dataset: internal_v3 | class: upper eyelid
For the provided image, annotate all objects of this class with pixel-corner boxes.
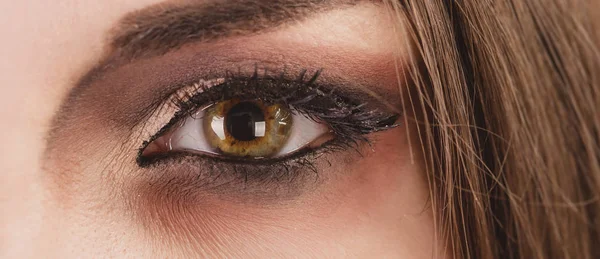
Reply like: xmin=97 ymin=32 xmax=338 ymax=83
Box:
xmin=162 ymin=72 xmax=395 ymax=132
xmin=167 ymin=69 xmax=401 ymax=115
xmin=68 ymin=1 xmax=392 ymax=110
xmin=136 ymin=68 xmax=403 ymax=139
xmin=172 ymin=70 xmax=325 ymax=109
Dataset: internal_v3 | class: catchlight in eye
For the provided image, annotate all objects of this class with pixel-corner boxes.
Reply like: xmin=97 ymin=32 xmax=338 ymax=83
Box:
xmin=141 ymin=99 xmax=331 ymax=160
xmin=203 ymin=100 xmax=293 ymax=157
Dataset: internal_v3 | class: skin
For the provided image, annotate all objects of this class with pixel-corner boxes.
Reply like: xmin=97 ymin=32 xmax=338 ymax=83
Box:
xmin=0 ymin=1 xmax=446 ymax=258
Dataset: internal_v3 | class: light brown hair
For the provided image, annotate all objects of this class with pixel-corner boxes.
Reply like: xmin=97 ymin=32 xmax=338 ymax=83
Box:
xmin=385 ymin=1 xmax=600 ymax=258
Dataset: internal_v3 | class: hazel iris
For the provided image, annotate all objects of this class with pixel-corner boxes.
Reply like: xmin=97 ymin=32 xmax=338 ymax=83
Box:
xmin=203 ymin=100 xmax=293 ymax=158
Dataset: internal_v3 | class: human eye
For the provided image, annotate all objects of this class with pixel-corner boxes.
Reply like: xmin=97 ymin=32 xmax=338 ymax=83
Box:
xmin=142 ymin=94 xmax=330 ymax=160
xmin=137 ymin=69 xmax=399 ymax=187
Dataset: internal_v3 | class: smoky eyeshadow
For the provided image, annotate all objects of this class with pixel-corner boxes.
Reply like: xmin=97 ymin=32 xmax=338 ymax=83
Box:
xmin=53 ymin=37 xmax=403 ymax=138
xmin=129 ymin=70 xmax=399 ymax=204
xmin=59 ymin=64 xmax=398 ymax=148
xmin=52 ymin=64 xmax=399 ymax=191
xmin=45 ymin=37 xmax=403 ymax=207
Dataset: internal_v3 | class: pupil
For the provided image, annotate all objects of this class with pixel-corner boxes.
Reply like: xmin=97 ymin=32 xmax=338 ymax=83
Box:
xmin=225 ymin=102 xmax=265 ymax=141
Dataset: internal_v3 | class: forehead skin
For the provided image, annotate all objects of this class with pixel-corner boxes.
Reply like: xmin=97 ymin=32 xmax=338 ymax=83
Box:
xmin=0 ymin=1 xmax=441 ymax=258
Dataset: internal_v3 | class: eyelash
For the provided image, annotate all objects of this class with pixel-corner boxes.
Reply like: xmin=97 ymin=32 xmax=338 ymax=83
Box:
xmin=136 ymin=68 xmax=398 ymax=183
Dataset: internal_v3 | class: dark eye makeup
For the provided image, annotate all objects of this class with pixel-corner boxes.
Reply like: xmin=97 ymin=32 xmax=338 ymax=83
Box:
xmin=137 ymin=68 xmax=400 ymax=186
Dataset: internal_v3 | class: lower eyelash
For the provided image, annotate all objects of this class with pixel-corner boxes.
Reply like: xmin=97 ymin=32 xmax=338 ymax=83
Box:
xmin=138 ymin=135 xmax=365 ymax=176
xmin=137 ymin=137 xmax=368 ymax=200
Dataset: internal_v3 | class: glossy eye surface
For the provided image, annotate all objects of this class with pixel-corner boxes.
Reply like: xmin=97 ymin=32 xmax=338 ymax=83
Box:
xmin=204 ymin=100 xmax=293 ymax=157
xmin=142 ymin=99 xmax=331 ymax=159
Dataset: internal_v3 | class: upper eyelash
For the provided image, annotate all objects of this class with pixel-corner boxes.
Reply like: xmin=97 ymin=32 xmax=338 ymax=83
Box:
xmin=137 ymin=68 xmax=399 ymax=168
xmin=171 ymin=69 xmax=327 ymax=117
xmin=172 ymin=69 xmax=398 ymax=135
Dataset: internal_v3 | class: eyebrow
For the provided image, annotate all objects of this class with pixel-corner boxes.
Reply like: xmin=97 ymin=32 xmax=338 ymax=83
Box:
xmin=67 ymin=0 xmax=362 ymax=97
xmin=108 ymin=0 xmax=359 ymax=62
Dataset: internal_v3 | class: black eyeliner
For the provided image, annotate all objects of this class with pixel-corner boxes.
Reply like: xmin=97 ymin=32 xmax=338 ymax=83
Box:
xmin=137 ymin=69 xmax=400 ymax=181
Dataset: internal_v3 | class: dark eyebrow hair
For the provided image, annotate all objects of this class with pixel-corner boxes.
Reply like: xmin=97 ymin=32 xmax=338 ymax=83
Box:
xmin=48 ymin=0 xmax=400 ymax=152
xmin=64 ymin=0 xmax=364 ymax=118
xmin=109 ymin=0 xmax=359 ymax=62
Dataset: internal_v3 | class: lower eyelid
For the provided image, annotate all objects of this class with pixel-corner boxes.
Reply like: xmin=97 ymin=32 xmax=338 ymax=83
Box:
xmin=135 ymin=149 xmax=331 ymax=201
xmin=134 ymin=129 xmax=374 ymax=202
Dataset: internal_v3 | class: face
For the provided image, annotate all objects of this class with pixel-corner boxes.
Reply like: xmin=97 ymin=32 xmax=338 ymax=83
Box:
xmin=0 ymin=0 xmax=445 ymax=257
